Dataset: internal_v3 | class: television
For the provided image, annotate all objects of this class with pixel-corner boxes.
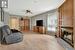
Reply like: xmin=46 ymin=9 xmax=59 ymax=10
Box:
xmin=36 ymin=20 xmax=43 ymax=26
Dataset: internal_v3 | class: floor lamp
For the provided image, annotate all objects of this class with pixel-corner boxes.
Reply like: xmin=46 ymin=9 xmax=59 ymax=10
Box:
xmin=0 ymin=0 xmax=8 ymax=43
xmin=1 ymin=7 xmax=4 ymax=21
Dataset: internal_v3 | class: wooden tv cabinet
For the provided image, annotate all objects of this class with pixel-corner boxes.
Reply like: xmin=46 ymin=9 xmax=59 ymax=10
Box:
xmin=33 ymin=26 xmax=46 ymax=34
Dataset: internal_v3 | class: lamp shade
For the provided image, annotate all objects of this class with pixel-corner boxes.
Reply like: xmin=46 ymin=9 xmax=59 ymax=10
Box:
xmin=0 ymin=0 xmax=8 ymax=8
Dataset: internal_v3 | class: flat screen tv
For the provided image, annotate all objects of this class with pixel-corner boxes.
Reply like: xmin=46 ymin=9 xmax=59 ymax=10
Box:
xmin=36 ymin=20 xmax=43 ymax=26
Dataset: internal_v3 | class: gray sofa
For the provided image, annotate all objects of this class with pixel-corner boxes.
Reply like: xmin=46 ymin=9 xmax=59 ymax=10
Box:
xmin=0 ymin=25 xmax=23 ymax=44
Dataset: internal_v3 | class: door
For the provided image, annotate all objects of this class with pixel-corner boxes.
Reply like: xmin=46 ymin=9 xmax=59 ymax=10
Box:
xmin=20 ymin=19 xmax=30 ymax=32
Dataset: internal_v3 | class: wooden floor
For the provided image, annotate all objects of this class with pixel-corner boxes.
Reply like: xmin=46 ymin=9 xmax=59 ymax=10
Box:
xmin=0 ymin=32 xmax=65 ymax=50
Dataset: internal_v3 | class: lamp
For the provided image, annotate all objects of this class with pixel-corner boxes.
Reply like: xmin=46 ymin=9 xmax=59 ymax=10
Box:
xmin=0 ymin=0 xmax=8 ymax=21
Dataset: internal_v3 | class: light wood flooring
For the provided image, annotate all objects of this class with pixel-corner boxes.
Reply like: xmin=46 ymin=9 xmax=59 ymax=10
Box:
xmin=0 ymin=32 xmax=65 ymax=50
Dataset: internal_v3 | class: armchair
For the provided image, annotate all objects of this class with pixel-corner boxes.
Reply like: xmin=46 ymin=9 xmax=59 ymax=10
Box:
xmin=1 ymin=25 xmax=23 ymax=44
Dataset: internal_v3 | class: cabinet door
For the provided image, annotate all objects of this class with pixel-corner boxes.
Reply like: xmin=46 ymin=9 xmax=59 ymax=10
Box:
xmin=39 ymin=27 xmax=46 ymax=34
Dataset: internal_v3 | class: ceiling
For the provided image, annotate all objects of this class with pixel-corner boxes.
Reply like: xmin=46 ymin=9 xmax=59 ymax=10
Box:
xmin=4 ymin=0 xmax=65 ymax=17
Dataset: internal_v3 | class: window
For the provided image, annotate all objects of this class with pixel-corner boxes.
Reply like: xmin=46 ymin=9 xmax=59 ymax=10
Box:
xmin=9 ymin=17 xmax=19 ymax=30
xmin=47 ymin=13 xmax=58 ymax=32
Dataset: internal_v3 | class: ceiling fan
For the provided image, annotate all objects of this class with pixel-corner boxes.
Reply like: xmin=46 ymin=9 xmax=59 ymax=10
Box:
xmin=22 ymin=9 xmax=33 ymax=14
xmin=26 ymin=10 xmax=32 ymax=14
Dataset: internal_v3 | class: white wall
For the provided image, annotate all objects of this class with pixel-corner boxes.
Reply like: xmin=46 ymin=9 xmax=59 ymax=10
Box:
xmin=4 ymin=12 xmax=10 ymax=25
xmin=31 ymin=9 xmax=58 ymax=31
xmin=31 ymin=13 xmax=47 ymax=30
xmin=0 ymin=10 xmax=10 ymax=25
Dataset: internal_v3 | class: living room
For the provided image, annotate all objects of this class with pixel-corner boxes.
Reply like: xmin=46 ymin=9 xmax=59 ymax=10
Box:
xmin=0 ymin=0 xmax=75 ymax=50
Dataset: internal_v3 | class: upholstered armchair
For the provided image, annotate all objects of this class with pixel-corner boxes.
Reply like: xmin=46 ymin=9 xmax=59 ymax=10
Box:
xmin=1 ymin=25 xmax=23 ymax=44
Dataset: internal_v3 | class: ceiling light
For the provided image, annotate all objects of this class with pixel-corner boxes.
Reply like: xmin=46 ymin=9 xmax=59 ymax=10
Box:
xmin=0 ymin=0 xmax=8 ymax=8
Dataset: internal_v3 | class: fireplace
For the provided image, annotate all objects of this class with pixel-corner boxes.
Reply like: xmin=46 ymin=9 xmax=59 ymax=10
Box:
xmin=61 ymin=27 xmax=74 ymax=47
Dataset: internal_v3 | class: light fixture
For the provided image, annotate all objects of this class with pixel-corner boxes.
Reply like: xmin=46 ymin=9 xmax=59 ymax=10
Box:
xmin=0 ymin=0 xmax=8 ymax=8
xmin=2 ymin=1 xmax=7 ymax=7
xmin=0 ymin=0 xmax=8 ymax=21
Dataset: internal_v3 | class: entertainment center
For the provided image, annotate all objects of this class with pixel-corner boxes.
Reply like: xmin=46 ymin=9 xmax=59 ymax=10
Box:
xmin=33 ymin=26 xmax=46 ymax=34
xmin=33 ymin=20 xmax=46 ymax=34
